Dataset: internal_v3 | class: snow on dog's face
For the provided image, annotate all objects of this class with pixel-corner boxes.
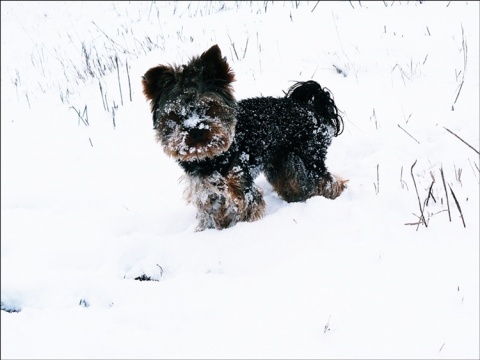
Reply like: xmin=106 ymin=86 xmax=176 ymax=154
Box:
xmin=154 ymin=95 xmax=236 ymax=161
xmin=142 ymin=45 xmax=237 ymax=161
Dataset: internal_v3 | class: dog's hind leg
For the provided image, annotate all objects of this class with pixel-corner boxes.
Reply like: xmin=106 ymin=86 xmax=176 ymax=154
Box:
xmin=265 ymin=152 xmax=316 ymax=202
xmin=266 ymin=153 xmax=347 ymax=202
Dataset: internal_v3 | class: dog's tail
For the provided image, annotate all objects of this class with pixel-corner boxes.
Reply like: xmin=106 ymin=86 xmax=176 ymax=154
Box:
xmin=285 ymin=81 xmax=344 ymax=136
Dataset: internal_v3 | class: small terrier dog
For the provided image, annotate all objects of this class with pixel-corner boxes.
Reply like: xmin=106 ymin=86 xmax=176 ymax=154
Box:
xmin=143 ymin=45 xmax=347 ymax=231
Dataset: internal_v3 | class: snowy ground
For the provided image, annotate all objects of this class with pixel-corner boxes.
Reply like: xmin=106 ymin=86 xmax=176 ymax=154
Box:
xmin=1 ymin=1 xmax=479 ymax=359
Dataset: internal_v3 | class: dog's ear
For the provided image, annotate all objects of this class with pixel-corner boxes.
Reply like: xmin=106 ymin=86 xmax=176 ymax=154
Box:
xmin=142 ymin=65 xmax=176 ymax=103
xmin=200 ymin=45 xmax=235 ymax=84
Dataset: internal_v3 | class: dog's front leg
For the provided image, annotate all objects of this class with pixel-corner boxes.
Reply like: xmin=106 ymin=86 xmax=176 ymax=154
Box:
xmin=183 ymin=173 xmax=242 ymax=231
xmin=183 ymin=171 xmax=265 ymax=231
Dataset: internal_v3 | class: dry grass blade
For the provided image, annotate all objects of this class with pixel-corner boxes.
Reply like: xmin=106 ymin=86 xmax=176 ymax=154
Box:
xmin=126 ymin=60 xmax=132 ymax=102
xmin=453 ymin=23 xmax=467 ymax=107
xmin=448 ymin=184 xmax=466 ymax=228
xmin=440 ymin=167 xmax=451 ymax=222
xmin=425 ymin=179 xmax=436 ymax=206
xmin=411 ymin=160 xmax=427 ymax=229
xmin=443 ymin=127 xmax=479 ymax=155
xmin=398 ymin=124 xmax=420 ymax=144
xmin=115 ymin=56 xmax=123 ymax=106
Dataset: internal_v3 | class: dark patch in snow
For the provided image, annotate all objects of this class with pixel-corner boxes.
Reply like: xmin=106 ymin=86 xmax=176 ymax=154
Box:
xmin=1 ymin=301 xmax=21 ymax=313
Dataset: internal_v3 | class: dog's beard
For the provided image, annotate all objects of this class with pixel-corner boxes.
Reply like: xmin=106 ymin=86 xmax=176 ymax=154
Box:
xmin=158 ymin=119 xmax=235 ymax=161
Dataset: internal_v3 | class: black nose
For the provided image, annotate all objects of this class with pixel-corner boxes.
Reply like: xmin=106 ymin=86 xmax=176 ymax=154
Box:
xmin=188 ymin=128 xmax=208 ymax=143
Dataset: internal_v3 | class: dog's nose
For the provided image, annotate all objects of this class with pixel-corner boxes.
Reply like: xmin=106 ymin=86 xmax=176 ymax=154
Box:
xmin=188 ymin=128 xmax=208 ymax=143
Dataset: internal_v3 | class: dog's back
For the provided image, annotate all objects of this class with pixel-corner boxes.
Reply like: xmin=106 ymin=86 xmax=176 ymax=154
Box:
xmin=235 ymin=81 xmax=343 ymax=167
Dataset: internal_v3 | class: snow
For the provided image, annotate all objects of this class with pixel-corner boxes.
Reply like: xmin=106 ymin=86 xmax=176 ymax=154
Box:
xmin=1 ymin=1 xmax=479 ymax=359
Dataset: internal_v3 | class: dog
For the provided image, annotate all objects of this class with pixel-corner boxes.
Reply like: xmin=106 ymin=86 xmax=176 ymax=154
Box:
xmin=142 ymin=44 xmax=347 ymax=231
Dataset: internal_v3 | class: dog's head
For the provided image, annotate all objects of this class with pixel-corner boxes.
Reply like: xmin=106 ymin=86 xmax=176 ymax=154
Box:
xmin=142 ymin=45 xmax=237 ymax=161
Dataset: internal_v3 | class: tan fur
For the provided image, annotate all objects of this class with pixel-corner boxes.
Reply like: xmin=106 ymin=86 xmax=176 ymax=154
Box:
xmin=316 ymin=175 xmax=348 ymax=199
xmin=182 ymin=172 xmax=265 ymax=231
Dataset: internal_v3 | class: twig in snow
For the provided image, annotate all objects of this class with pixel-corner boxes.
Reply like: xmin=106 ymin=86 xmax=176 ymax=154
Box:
xmin=398 ymin=124 xmax=420 ymax=144
xmin=406 ymin=211 xmax=428 ymax=227
xmin=333 ymin=64 xmax=347 ymax=77
xmin=331 ymin=11 xmax=357 ymax=84
xmin=467 ymin=159 xmax=479 ymax=182
xmin=156 ymin=264 xmax=164 ymax=278
xmin=400 ymin=166 xmax=409 ymax=190
xmin=126 ymin=60 xmax=132 ymax=102
xmin=411 ymin=160 xmax=427 ymax=229
xmin=419 ymin=199 xmax=429 ymax=231
xmin=452 ymin=24 xmax=467 ymax=108
xmin=440 ymin=167 xmax=451 ymax=222
xmin=71 ymin=105 xmax=89 ymax=126
xmin=423 ymin=54 xmax=429 ymax=65
xmin=402 ymin=107 xmax=413 ymax=124
xmin=99 ymin=81 xmax=107 ymax=111
xmin=111 ymin=101 xmax=118 ymax=129
xmin=443 ymin=127 xmax=479 ymax=155
xmin=228 ymin=34 xmax=239 ymax=60
xmin=324 ymin=315 xmax=331 ymax=333
xmin=425 ymin=179 xmax=436 ymax=206
xmin=370 ymin=108 xmax=378 ymax=129
xmin=448 ymin=185 xmax=466 ymax=228
xmin=243 ymin=37 xmax=249 ymax=59
xmin=115 ymin=56 xmax=123 ymax=106
xmin=454 ymin=164 xmax=462 ymax=185
xmin=92 ymin=21 xmax=133 ymax=55
xmin=405 ymin=221 xmax=423 ymax=226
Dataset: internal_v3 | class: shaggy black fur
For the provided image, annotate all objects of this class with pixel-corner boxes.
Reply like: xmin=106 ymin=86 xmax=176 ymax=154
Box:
xmin=142 ymin=45 xmax=347 ymax=230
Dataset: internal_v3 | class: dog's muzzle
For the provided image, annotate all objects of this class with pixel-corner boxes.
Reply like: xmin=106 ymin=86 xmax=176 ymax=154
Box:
xmin=186 ymin=128 xmax=209 ymax=147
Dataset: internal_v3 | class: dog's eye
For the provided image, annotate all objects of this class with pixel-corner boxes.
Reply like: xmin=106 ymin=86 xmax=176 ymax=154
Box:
xmin=206 ymin=107 xmax=216 ymax=118
xmin=205 ymin=102 xmax=222 ymax=118
xmin=168 ymin=112 xmax=181 ymax=122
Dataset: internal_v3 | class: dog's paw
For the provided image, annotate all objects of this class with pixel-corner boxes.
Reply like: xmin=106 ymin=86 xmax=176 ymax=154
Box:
xmin=317 ymin=174 xmax=348 ymax=200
